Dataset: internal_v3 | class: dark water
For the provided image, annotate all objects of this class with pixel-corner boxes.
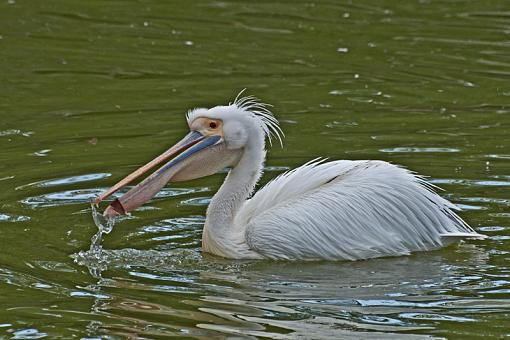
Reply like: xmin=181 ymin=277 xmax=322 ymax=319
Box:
xmin=1 ymin=1 xmax=509 ymax=338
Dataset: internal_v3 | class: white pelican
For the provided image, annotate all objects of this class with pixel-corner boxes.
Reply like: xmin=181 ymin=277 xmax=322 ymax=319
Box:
xmin=95 ymin=93 xmax=485 ymax=260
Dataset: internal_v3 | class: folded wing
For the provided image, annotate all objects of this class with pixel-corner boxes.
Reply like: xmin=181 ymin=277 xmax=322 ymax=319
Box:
xmin=237 ymin=160 xmax=484 ymax=260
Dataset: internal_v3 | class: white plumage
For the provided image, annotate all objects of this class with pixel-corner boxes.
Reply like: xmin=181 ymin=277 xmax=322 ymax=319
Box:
xmin=100 ymin=92 xmax=486 ymax=261
xmin=241 ymin=159 xmax=479 ymax=260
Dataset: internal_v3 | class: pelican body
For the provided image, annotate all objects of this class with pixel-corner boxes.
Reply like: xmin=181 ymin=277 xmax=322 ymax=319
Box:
xmin=96 ymin=94 xmax=485 ymax=260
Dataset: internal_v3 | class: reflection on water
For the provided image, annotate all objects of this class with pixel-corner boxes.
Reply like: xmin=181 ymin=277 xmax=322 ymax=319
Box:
xmin=68 ymin=243 xmax=510 ymax=339
xmin=1 ymin=0 xmax=509 ymax=338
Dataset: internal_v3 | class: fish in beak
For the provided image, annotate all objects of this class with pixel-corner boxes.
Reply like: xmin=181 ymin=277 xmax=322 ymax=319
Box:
xmin=95 ymin=130 xmax=240 ymax=218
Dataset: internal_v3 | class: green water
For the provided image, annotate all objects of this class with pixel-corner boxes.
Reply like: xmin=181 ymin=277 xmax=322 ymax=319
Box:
xmin=1 ymin=0 xmax=509 ymax=338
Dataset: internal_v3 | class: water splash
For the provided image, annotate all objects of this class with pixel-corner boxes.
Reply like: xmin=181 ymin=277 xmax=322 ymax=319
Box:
xmin=72 ymin=203 xmax=118 ymax=277
xmin=73 ymin=204 xmax=247 ymax=276
xmin=89 ymin=203 xmax=117 ymax=252
xmin=74 ymin=204 xmax=221 ymax=276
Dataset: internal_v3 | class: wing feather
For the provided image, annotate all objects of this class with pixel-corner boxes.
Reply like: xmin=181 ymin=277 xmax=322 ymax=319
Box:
xmin=238 ymin=160 xmax=484 ymax=260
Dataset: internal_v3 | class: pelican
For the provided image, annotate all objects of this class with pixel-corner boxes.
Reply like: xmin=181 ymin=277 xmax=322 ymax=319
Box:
xmin=95 ymin=93 xmax=485 ymax=260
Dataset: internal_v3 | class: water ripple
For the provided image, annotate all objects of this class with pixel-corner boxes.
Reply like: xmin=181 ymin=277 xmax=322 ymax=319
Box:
xmin=430 ymin=179 xmax=510 ymax=187
xmin=33 ymin=261 xmax=77 ymax=273
xmin=10 ymin=328 xmax=47 ymax=339
xmin=459 ymin=197 xmax=510 ymax=207
xmin=399 ymin=313 xmax=475 ymax=322
xmin=21 ymin=187 xmax=208 ymax=208
xmin=72 ymin=248 xmax=244 ymax=274
xmin=380 ymin=147 xmax=460 ymax=153
xmin=137 ymin=217 xmax=205 ymax=234
xmin=180 ymin=197 xmax=211 ymax=206
xmin=16 ymin=173 xmax=112 ymax=190
xmin=0 ymin=129 xmax=33 ymax=137
xmin=0 ymin=213 xmax=30 ymax=222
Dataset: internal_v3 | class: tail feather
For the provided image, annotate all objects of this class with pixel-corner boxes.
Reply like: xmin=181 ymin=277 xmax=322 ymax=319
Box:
xmin=440 ymin=232 xmax=487 ymax=242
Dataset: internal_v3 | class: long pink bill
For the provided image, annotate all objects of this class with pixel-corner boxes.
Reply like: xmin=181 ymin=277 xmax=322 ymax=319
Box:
xmin=95 ymin=131 xmax=204 ymax=206
xmin=98 ymin=132 xmax=221 ymax=218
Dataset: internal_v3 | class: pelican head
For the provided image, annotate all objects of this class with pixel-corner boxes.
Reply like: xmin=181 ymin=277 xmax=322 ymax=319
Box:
xmin=96 ymin=94 xmax=282 ymax=217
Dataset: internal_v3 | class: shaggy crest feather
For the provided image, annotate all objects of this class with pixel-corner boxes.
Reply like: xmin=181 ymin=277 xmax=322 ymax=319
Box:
xmin=186 ymin=90 xmax=283 ymax=147
xmin=232 ymin=90 xmax=284 ymax=147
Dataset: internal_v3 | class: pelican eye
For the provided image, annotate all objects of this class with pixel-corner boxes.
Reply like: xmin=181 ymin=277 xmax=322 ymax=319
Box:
xmin=209 ymin=122 xmax=217 ymax=129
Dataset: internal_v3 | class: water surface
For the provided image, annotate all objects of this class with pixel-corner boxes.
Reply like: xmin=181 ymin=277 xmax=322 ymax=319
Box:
xmin=1 ymin=0 xmax=509 ymax=338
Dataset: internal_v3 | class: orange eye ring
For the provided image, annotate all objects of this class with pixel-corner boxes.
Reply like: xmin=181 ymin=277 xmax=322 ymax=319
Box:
xmin=209 ymin=122 xmax=217 ymax=129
